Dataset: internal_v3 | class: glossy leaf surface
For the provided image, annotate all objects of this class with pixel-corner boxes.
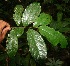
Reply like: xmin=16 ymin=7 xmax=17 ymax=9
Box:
xmin=13 ymin=5 xmax=24 ymax=26
xmin=33 ymin=13 xmax=52 ymax=27
xmin=8 ymin=27 xmax=24 ymax=38
xmin=6 ymin=27 xmax=24 ymax=57
xmin=22 ymin=2 xmax=41 ymax=26
xmin=6 ymin=37 xmax=18 ymax=57
xmin=39 ymin=26 xmax=68 ymax=48
xmin=27 ymin=29 xmax=47 ymax=60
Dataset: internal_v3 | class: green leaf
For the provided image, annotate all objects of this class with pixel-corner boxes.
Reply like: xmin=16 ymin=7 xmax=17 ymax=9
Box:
xmin=8 ymin=27 xmax=24 ymax=38
xmin=27 ymin=29 xmax=47 ymax=60
xmin=39 ymin=26 xmax=59 ymax=46
xmin=22 ymin=2 xmax=41 ymax=26
xmin=33 ymin=13 xmax=52 ymax=27
xmin=13 ymin=5 xmax=24 ymax=26
xmin=6 ymin=27 xmax=24 ymax=57
xmin=39 ymin=26 xmax=68 ymax=48
xmin=57 ymin=32 xmax=68 ymax=48
xmin=6 ymin=37 xmax=18 ymax=57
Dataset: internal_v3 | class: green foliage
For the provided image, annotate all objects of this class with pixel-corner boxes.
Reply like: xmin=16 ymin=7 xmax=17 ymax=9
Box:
xmin=33 ymin=13 xmax=52 ymax=27
xmin=0 ymin=1 xmax=68 ymax=66
xmin=39 ymin=26 xmax=68 ymax=48
xmin=8 ymin=27 xmax=24 ymax=38
xmin=0 ymin=0 xmax=70 ymax=66
xmin=13 ymin=5 xmax=24 ymax=26
xmin=6 ymin=37 xmax=18 ymax=57
xmin=0 ymin=53 xmax=7 ymax=61
xmin=6 ymin=27 xmax=24 ymax=57
xmin=5 ymin=2 xmax=68 ymax=59
xmin=27 ymin=29 xmax=47 ymax=60
xmin=15 ymin=53 xmax=30 ymax=66
xmin=6 ymin=2 xmax=48 ymax=59
xmin=46 ymin=58 xmax=63 ymax=66
xmin=22 ymin=2 xmax=41 ymax=26
xmin=39 ymin=26 xmax=59 ymax=46
xmin=57 ymin=32 xmax=68 ymax=48
xmin=50 ymin=12 xmax=70 ymax=32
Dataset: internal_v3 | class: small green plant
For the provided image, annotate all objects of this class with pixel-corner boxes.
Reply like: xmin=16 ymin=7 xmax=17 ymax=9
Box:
xmin=50 ymin=11 xmax=70 ymax=32
xmin=50 ymin=3 xmax=70 ymax=33
xmin=5 ymin=2 xmax=68 ymax=61
xmin=46 ymin=58 xmax=63 ymax=66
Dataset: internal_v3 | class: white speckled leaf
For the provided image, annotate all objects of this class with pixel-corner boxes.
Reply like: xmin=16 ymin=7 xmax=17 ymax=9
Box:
xmin=22 ymin=2 xmax=41 ymax=26
xmin=8 ymin=27 xmax=24 ymax=38
xmin=6 ymin=37 xmax=18 ymax=57
xmin=27 ymin=29 xmax=47 ymax=60
xmin=13 ymin=5 xmax=24 ymax=26
xmin=6 ymin=27 xmax=24 ymax=57
xmin=39 ymin=26 xmax=68 ymax=48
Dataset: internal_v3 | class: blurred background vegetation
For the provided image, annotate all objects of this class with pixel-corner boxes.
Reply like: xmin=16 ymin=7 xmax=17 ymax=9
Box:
xmin=0 ymin=0 xmax=70 ymax=26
